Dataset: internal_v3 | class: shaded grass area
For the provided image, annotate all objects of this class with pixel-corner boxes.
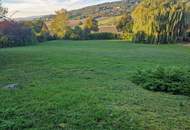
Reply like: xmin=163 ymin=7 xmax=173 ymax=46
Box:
xmin=0 ymin=40 xmax=190 ymax=130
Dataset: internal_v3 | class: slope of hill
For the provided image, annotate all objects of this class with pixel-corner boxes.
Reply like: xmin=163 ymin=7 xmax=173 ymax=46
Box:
xmin=16 ymin=0 xmax=140 ymax=21
xmin=98 ymin=16 xmax=122 ymax=26
xmin=69 ymin=0 xmax=140 ymax=19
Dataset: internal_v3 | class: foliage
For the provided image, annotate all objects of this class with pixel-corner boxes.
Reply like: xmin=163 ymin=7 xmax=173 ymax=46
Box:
xmin=131 ymin=66 xmax=190 ymax=96
xmin=116 ymin=14 xmax=133 ymax=32
xmin=131 ymin=0 xmax=188 ymax=44
xmin=50 ymin=9 xmax=69 ymax=39
xmin=23 ymin=19 xmax=52 ymax=42
xmin=0 ymin=34 xmax=8 ymax=48
xmin=1 ymin=41 xmax=190 ymax=130
xmin=117 ymin=14 xmax=134 ymax=41
xmin=63 ymin=26 xmax=89 ymax=40
xmin=70 ymin=26 xmax=83 ymax=40
xmin=122 ymin=32 xmax=133 ymax=41
xmin=84 ymin=17 xmax=98 ymax=32
xmin=0 ymin=21 xmax=36 ymax=48
xmin=89 ymin=32 xmax=119 ymax=40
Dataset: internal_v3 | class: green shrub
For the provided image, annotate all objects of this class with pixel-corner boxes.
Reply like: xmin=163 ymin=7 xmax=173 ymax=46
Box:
xmin=0 ymin=21 xmax=36 ymax=48
xmin=122 ymin=32 xmax=133 ymax=41
xmin=0 ymin=34 xmax=8 ymax=48
xmin=89 ymin=32 xmax=120 ymax=40
xmin=131 ymin=66 xmax=190 ymax=96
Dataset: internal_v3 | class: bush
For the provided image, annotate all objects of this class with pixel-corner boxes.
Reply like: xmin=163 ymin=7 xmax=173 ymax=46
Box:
xmin=131 ymin=66 xmax=190 ymax=96
xmin=122 ymin=32 xmax=133 ymax=41
xmin=0 ymin=21 xmax=36 ymax=48
xmin=0 ymin=34 xmax=8 ymax=48
xmin=89 ymin=32 xmax=120 ymax=40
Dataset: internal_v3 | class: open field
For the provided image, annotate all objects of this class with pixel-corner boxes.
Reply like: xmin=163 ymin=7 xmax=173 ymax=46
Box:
xmin=0 ymin=40 xmax=190 ymax=130
xmin=98 ymin=16 xmax=122 ymax=26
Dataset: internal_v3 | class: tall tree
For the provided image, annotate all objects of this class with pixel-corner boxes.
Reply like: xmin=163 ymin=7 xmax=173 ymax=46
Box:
xmin=131 ymin=0 xmax=188 ymax=44
xmin=84 ymin=17 xmax=98 ymax=31
xmin=50 ymin=9 xmax=69 ymax=39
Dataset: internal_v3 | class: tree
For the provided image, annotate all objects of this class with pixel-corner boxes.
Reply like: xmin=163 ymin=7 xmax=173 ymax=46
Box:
xmin=117 ymin=14 xmax=133 ymax=32
xmin=0 ymin=0 xmax=8 ymax=19
xmin=0 ymin=21 xmax=35 ymax=48
xmin=131 ymin=0 xmax=188 ymax=44
xmin=84 ymin=17 xmax=98 ymax=32
xmin=70 ymin=26 xmax=83 ymax=40
xmin=50 ymin=9 xmax=69 ymax=39
xmin=23 ymin=19 xmax=51 ymax=42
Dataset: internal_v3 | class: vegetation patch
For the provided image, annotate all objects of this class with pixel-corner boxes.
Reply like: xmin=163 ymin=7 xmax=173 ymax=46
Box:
xmin=131 ymin=66 xmax=190 ymax=96
xmin=89 ymin=32 xmax=120 ymax=40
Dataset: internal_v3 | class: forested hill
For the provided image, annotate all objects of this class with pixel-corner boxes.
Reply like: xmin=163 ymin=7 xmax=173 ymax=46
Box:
xmin=16 ymin=0 xmax=140 ymax=21
xmin=69 ymin=0 xmax=140 ymax=19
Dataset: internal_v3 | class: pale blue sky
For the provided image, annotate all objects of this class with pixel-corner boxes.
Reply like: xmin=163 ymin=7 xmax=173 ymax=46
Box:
xmin=2 ymin=0 xmax=119 ymax=18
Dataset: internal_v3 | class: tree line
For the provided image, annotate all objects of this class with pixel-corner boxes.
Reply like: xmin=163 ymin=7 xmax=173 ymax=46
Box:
xmin=0 ymin=0 xmax=190 ymax=48
xmin=118 ymin=0 xmax=190 ymax=44
xmin=0 ymin=3 xmax=117 ymax=48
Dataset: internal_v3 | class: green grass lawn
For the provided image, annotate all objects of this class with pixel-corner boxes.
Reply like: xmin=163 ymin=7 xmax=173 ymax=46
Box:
xmin=0 ymin=40 xmax=190 ymax=130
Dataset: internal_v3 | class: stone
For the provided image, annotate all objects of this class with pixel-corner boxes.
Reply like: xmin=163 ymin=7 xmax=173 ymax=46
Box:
xmin=4 ymin=84 xmax=18 ymax=89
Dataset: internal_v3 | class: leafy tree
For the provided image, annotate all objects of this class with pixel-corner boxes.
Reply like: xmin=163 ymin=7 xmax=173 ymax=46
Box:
xmin=23 ymin=19 xmax=51 ymax=42
xmin=50 ymin=9 xmax=69 ymax=39
xmin=131 ymin=0 xmax=188 ymax=44
xmin=117 ymin=14 xmax=134 ymax=41
xmin=0 ymin=21 xmax=35 ymax=48
xmin=84 ymin=17 xmax=98 ymax=32
xmin=117 ymin=14 xmax=133 ymax=32
xmin=71 ymin=26 xmax=83 ymax=40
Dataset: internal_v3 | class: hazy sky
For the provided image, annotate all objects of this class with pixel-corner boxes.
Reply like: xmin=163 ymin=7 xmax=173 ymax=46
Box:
xmin=2 ymin=0 xmax=119 ymax=18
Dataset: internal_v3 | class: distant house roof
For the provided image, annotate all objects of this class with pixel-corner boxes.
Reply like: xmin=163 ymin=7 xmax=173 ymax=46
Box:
xmin=67 ymin=19 xmax=84 ymax=27
xmin=98 ymin=26 xmax=118 ymax=33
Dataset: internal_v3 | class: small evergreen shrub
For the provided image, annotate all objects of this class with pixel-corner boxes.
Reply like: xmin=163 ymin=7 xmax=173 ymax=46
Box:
xmin=131 ymin=66 xmax=190 ymax=96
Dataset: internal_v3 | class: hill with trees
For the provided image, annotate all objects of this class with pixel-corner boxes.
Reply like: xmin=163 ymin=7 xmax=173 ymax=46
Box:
xmin=15 ymin=0 xmax=141 ymax=21
xmin=69 ymin=1 xmax=140 ymax=19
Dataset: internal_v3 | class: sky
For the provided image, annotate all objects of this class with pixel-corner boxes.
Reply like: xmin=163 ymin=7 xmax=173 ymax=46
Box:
xmin=2 ymin=0 xmax=119 ymax=18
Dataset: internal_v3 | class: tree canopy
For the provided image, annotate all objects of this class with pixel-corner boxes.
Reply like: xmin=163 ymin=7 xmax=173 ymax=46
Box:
xmin=131 ymin=0 xmax=189 ymax=44
xmin=50 ymin=9 xmax=69 ymax=39
xmin=84 ymin=17 xmax=98 ymax=32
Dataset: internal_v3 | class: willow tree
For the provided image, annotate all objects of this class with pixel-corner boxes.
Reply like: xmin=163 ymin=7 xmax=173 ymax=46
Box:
xmin=131 ymin=0 xmax=188 ymax=44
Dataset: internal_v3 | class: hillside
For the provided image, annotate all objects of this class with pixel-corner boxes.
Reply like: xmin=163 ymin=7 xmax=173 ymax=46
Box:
xmin=69 ymin=0 xmax=140 ymax=19
xmin=98 ymin=15 xmax=122 ymax=26
xmin=16 ymin=0 xmax=140 ymax=21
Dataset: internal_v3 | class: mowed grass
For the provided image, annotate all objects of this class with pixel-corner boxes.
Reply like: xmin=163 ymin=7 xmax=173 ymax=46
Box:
xmin=0 ymin=40 xmax=190 ymax=130
xmin=98 ymin=16 xmax=122 ymax=26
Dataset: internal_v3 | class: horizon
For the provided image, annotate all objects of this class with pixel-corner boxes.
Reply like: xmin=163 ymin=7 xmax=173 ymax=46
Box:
xmin=3 ymin=0 xmax=120 ymax=18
